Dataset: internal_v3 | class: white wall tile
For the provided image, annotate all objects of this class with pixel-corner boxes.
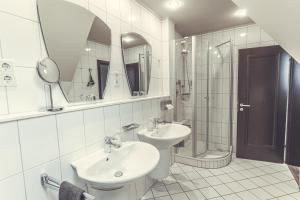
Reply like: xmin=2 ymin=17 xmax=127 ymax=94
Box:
xmin=0 ymin=0 xmax=37 ymax=21
xmin=133 ymin=101 xmax=143 ymax=125
xmin=6 ymin=67 xmax=46 ymax=113
xmin=23 ymin=159 xmax=61 ymax=200
xmin=0 ymin=173 xmax=26 ymax=200
xmin=0 ymin=13 xmax=41 ymax=67
xmin=57 ymin=111 xmax=85 ymax=155
xmin=60 ymin=149 xmax=86 ymax=187
xmin=142 ymin=100 xmax=152 ymax=124
xmin=103 ymin=105 xmax=121 ymax=136
xmin=119 ymin=0 xmax=131 ymax=24
xmin=247 ymin=25 xmax=261 ymax=44
xmin=89 ymin=0 xmax=106 ymax=10
xmin=120 ymin=103 xmax=133 ymax=127
xmin=107 ymin=0 xmax=120 ymax=18
xmin=83 ymin=108 xmax=105 ymax=146
xmin=18 ymin=116 xmax=59 ymax=170
xmin=107 ymin=15 xmax=121 ymax=47
xmin=0 ymin=87 xmax=8 ymax=115
xmin=0 ymin=122 xmax=22 ymax=180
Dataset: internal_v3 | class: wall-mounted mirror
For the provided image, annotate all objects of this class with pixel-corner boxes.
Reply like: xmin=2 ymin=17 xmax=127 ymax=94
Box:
xmin=37 ymin=0 xmax=111 ymax=102
xmin=121 ymin=33 xmax=152 ymax=96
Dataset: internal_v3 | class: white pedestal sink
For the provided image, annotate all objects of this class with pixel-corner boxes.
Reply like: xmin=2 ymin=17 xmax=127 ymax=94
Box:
xmin=138 ymin=123 xmax=191 ymax=180
xmin=72 ymin=141 xmax=159 ymax=200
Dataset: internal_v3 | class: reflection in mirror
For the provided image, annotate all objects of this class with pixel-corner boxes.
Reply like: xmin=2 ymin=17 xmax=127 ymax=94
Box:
xmin=121 ymin=33 xmax=152 ymax=96
xmin=37 ymin=0 xmax=111 ymax=102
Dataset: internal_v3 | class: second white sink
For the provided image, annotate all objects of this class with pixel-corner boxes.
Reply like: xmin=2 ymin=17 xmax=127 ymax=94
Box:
xmin=138 ymin=123 xmax=191 ymax=149
xmin=137 ymin=123 xmax=191 ymax=180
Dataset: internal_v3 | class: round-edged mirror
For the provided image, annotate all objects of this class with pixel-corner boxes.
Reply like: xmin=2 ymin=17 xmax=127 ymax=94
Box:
xmin=37 ymin=0 xmax=111 ymax=103
xmin=121 ymin=33 xmax=152 ymax=96
xmin=37 ymin=57 xmax=60 ymax=83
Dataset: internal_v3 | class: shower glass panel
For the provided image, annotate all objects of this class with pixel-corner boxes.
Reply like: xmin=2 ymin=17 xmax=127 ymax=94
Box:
xmin=174 ymin=35 xmax=233 ymax=164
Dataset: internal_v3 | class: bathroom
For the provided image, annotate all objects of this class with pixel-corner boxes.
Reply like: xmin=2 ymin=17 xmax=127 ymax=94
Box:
xmin=0 ymin=0 xmax=300 ymax=200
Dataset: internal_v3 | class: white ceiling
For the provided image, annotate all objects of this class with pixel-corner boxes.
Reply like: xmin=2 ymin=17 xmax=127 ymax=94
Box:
xmin=138 ymin=0 xmax=253 ymax=36
xmin=233 ymin=0 xmax=300 ymax=63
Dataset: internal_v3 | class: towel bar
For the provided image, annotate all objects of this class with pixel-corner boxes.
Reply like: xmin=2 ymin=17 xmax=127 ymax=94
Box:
xmin=40 ymin=173 xmax=95 ymax=200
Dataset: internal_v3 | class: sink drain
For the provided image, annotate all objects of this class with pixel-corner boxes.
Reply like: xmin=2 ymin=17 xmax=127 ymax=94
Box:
xmin=114 ymin=171 xmax=123 ymax=177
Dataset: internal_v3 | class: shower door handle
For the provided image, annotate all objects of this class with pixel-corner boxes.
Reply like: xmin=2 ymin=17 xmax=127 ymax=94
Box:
xmin=240 ymin=103 xmax=250 ymax=107
xmin=239 ymin=103 xmax=250 ymax=111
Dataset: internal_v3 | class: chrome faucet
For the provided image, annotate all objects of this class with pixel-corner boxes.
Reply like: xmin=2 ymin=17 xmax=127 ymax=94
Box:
xmin=104 ymin=136 xmax=121 ymax=153
xmin=148 ymin=118 xmax=165 ymax=131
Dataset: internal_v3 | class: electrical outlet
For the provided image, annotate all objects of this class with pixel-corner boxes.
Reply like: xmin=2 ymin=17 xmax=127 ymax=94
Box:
xmin=0 ymin=59 xmax=14 ymax=73
xmin=2 ymin=73 xmax=17 ymax=87
xmin=0 ymin=59 xmax=17 ymax=87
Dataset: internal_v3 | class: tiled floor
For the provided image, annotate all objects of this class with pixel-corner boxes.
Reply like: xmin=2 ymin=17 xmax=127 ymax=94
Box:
xmin=142 ymin=157 xmax=300 ymax=200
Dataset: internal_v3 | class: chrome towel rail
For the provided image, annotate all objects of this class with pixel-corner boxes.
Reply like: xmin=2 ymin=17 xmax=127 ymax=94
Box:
xmin=40 ymin=173 xmax=95 ymax=200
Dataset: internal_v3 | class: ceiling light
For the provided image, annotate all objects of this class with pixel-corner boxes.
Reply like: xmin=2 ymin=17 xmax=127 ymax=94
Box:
xmin=234 ymin=9 xmax=247 ymax=17
xmin=240 ymin=32 xmax=247 ymax=37
xmin=165 ymin=0 xmax=183 ymax=11
xmin=85 ymin=48 xmax=91 ymax=52
xmin=123 ymin=36 xmax=134 ymax=43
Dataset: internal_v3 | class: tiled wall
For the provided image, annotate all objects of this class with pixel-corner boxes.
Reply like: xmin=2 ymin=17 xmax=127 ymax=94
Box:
xmin=194 ymin=24 xmax=276 ymax=153
xmin=0 ymin=0 xmax=174 ymax=199
xmin=0 ymin=0 xmax=170 ymax=115
xmin=61 ymin=41 xmax=111 ymax=102
xmin=0 ymin=97 xmax=165 ymax=200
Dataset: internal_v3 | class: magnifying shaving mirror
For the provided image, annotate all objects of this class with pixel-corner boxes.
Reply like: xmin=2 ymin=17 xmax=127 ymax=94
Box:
xmin=37 ymin=57 xmax=63 ymax=112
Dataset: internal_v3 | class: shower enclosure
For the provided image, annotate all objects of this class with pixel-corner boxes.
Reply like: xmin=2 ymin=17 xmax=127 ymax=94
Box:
xmin=174 ymin=35 xmax=233 ymax=168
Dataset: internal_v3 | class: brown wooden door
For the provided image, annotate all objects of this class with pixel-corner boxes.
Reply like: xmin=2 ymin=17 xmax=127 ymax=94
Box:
xmin=237 ymin=46 xmax=289 ymax=163
xmin=286 ymin=59 xmax=300 ymax=167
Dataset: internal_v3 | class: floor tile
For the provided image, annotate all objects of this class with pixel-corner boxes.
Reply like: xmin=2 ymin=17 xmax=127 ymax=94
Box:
xmin=223 ymin=194 xmax=242 ymax=200
xmin=185 ymin=171 xmax=202 ymax=180
xmin=192 ymin=178 xmax=210 ymax=189
xmin=171 ymin=193 xmax=189 ymax=200
xmin=142 ymin=190 xmax=154 ymax=200
xmin=217 ymin=174 xmax=235 ymax=183
xmin=200 ymin=187 xmax=220 ymax=199
xmin=148 ymin=161 xmax=296 ymax=200
xmin=228 ymin=172 xmax=247 ymax=181
xmin=237 ymin=191 xmax=260 ymax=200
xmin=262 ymin=185 xmax=286 ymax=197
xmin=178 ymin=181 xmax=197 ymax=192
xmin=213 ymin=184 xmax=234 ymax=195
xmin=249 ymin=188 xmax=273 ymax=200
xmin=205 ymin=176 xmax=223 ymax=186
xmin=238 ymin=179 xmax=258 ymax=190
xmin=185 ymin=189 xmax=206 ymax=200
xmin=226 ymin=181 xmax=246 ymax=193
xmin=165 ymin=183 xmax=183 ymax=195
xmin=151 ymin=185 xmax=169 ymax=197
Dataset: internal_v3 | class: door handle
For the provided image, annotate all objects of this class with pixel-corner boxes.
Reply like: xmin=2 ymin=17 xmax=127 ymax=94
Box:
xmin=240 ymin=103 xmax=250 ymax=107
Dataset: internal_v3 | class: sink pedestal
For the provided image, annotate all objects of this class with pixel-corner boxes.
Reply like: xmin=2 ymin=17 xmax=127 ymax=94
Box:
xmin=150 ymin=148 xmax=170 ymax=180
xmin=88 ymin=185 xmax=129 ymax=200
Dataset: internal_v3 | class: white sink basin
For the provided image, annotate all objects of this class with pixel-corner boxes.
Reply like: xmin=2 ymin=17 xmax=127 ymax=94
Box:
xmin=72 ymin=141 xmax=159 ymax=190
xmin=138 ymin=123 xmax=191 ymax=149
xmin=137 ymin=123 xmax=191 ymax=180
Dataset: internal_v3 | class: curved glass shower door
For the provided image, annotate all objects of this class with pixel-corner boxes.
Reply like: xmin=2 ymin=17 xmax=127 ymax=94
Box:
xmin=174 ymin=35 xmax=233 ymax=168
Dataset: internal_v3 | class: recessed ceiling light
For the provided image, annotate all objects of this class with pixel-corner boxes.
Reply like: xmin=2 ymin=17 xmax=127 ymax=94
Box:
xmin=123 ymin=36 xmax=134 ymax=43
xmin=165 ymin=0 xmax=183 ymax=11
xmin=234 ymin=9 xmax=247 ymax=17
xmin=240 ymin=32 xmax=247 ymax=37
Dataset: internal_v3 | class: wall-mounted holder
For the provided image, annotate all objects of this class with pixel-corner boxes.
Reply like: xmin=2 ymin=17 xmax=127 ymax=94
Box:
xmin=160 ymin=99 xmax=174 ymax=110
xmin=122 ymin=123 xmax=140 ymax=131
xmin=41 ymin=173 xmax=95 ymax=200
xmin=37 ymin=58 xmax=63 ymax=112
